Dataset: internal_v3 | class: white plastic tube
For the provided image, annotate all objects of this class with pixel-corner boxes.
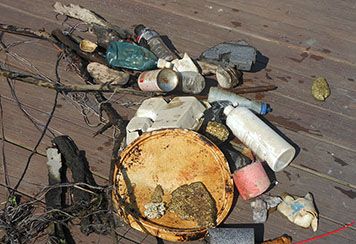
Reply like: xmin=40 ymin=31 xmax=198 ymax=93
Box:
xmin=224 ymin=105 xmax=295 ymax=172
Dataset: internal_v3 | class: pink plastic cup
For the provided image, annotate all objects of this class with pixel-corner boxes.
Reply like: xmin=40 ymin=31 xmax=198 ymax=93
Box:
xmin=232 ymin=161 xmax=271 ymax=200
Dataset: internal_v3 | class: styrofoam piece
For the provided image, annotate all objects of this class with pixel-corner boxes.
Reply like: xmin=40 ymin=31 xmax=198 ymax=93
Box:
xmin=147 ymin=96 xmax=205 ymax=131
xmin=126 ymin=117 xmax=153 ymax=133
xmin=126 ymin=131 xmax=140 ymax=146
xmin=126 ymin=117 xmax=153 ymax=145
xmin=135 ymin=97 xmax=167 ymax=121
xmin=171 ymin=53 xmax=199 ymax=73
xmin=224 ymin=106 xmax=296 ymax=172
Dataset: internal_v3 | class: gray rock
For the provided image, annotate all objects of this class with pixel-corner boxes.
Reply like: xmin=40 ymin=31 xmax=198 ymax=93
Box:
xmin=200 ymin=41 xmax=257 ymax=71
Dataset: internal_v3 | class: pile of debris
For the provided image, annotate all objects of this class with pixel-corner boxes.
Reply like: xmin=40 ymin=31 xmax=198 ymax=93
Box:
xmin=1 ymin=2 xmax=343 ymax=244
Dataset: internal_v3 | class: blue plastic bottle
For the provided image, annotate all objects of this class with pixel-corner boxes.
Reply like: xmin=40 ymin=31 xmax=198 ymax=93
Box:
xmin=106 ymin=41 xmax=158 ymax=71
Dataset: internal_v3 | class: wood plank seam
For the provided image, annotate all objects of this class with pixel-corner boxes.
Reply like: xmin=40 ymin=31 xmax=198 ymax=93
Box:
xmin=134 ymin=0 xmax=356 ymax=67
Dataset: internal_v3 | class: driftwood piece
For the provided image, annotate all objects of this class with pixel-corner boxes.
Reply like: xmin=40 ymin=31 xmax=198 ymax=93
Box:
xmin=52 ymin=29 xmax=106 ymax=64
xmin=0 ymin=67 xmax=150 ymax=96
xmin=52 ymin=135 xmax=111 ymax=235
xmin=231 ymin=84 xmax=278 ymax=94
xmin=62 ymin=50 xmax=128 ymax=140
xmin=53 ymin=2 xmax=109 ymax=27
xmin=0 ymin=23 xmax=58 ymax=43
xmin=53 ymin=1 xmax=131 ymax=46
xmin=45 ymin=148 xmax=74 ymax=244
xmin=87 ymin=62 xmax=130 ymax=85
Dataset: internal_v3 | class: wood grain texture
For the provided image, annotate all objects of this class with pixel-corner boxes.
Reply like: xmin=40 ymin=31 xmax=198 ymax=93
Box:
xmin=0 ymin=0 xmax=355 ymax=243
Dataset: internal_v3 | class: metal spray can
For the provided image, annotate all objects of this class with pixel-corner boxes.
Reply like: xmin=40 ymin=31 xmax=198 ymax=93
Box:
xmin=138 ymin=68 xmax=179 ymax=92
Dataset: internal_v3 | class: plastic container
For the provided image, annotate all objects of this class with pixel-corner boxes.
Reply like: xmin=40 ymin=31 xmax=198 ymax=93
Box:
xmin=208 ymin=87 xmax=271 ymax=115
xmin=106 ymin=41 xmax=158 ymax=70
xmin=126 ymin=117 xmax=153 ymax=145
xmin=148 ymin=96 xmax=205 ymax=131
xmin=215 ymin=65 xmax=241 ymax=89
xmin=135 ymin=97 xmax=167 ymax=120
xmin=135 ymin=24 xmax=177 ymax=61
xmin=138 ymin=69 xmax=179 ymax=92
xmin=224 ymin=106 xmax=296 ymax=172
xmin=180 ymin=71 xmax=206 ymax=94
xmin=112 ymin=129 xmax=234 ymax=241
xmin=171 ymin=53 xmax=199 ymax=73
xmin=232 ymin=161 xmax=270 ymax=200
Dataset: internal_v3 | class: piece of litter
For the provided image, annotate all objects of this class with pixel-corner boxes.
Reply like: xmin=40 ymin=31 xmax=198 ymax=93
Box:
xmin=251 ymin=195 xmax=282 ymax=223
xmin=277 ymin=192 xmax=318 ymax=232
xmin=144 ymin=202 xmax=166 ymax=219
xmin=311 ymin=77 xmax=330 ymax=101
xmin=200 ymin=41 xmax=257 ymax=71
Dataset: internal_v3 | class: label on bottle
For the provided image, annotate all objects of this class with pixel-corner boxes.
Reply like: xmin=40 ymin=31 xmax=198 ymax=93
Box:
xmin=136 ymin=28 xmax=159 ymax=43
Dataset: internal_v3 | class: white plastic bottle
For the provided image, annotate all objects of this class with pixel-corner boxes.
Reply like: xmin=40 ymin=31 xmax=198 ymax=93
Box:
xmin=224 ymin=105 xmax=295 ymax=172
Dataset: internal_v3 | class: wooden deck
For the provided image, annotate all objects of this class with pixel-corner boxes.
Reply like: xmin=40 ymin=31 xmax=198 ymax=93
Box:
xmin=0 ymin=0 xmax=355 ymax=243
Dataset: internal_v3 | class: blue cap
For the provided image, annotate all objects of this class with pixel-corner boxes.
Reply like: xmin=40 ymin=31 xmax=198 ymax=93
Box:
xmin=260 ymin=103 xmax=272 ymax=115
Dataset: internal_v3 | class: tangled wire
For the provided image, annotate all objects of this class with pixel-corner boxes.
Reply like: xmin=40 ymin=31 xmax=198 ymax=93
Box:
xmin=0 ymin=183 xmax=115 ymax=244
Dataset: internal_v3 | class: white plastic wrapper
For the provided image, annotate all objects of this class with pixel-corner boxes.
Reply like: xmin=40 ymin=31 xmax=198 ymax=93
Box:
xmin=277 ymin=192 xmax=318 ymax=232
xmin=251 ymin=195 xmax=282 ymax=223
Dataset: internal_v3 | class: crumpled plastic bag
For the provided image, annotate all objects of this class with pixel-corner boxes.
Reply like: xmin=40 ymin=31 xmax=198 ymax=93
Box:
xmin=251 ymin=195 xmax=282 ymax=223
xmin=277 ymin=192 xmax=318 ymax=231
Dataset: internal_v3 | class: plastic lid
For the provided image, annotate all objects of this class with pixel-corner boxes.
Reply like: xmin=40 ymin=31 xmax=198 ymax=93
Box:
xmin=223 ymin=105 xmax=235 ymax=116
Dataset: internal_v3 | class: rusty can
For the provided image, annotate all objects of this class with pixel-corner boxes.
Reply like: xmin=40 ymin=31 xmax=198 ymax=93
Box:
xmin=232 ymin=160 xmax=270 ymax=200
xmin=138 ymin=68 xmax=179 ymax=92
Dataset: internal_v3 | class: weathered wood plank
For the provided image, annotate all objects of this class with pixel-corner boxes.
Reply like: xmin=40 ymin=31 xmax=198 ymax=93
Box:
xmin=1 ymin=94 xmax=356 ymax=242
xmin=1 ymin=1 xmax=354 ymax=149
xmin=0 ymin=97 xmax=114 ymax=179
xmin=1 ymin=142 xmax=355 ymax=243
xmin=0 ymin=0 xmax=355 ymax=118
xmin=207 ymin=0 xmax=356 ymax=34
xmin=1 ymin=0 xmax=355 ymax=243
xmin=153 ymin=0 xmax=356 ymax=65
xmin=3 ymin=83 xmax=356 ymax=188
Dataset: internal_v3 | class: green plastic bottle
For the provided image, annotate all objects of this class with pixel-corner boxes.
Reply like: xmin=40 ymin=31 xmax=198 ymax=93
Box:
xmin=106 ymin=41 xmax=158 ymax=70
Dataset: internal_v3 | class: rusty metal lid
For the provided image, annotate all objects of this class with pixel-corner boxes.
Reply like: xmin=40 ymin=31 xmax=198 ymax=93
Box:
xmin=112 ymin=129 xmax=234 ymax=242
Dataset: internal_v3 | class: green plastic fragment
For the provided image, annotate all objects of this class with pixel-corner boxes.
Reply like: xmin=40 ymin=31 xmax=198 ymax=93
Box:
xmin=106 ymin=41 xmax=158 ymax=71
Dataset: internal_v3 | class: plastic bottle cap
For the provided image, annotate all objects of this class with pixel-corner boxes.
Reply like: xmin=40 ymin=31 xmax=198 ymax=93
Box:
xmin=223 ymin=105 xmax=235 ymax=116
xmin=260 ymin=103 xmax=272 ymax=115
xmin=134 ymin=24 xmax=146 ymax=36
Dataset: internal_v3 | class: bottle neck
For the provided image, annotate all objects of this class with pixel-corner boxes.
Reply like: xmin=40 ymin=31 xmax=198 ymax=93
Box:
xmin=136 ymin=28 xmax=159 ymax=43
xmin=223 ymin=105 xmax=235 ymax=116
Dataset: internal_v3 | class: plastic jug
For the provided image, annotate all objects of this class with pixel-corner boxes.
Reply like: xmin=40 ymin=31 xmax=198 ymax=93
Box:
xmin=106 ymin=41 xmax=158 ymax=70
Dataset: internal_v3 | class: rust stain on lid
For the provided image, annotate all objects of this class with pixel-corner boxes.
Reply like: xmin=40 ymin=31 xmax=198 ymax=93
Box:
xmin=112 ymin=129 xmax=234 ymax=242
